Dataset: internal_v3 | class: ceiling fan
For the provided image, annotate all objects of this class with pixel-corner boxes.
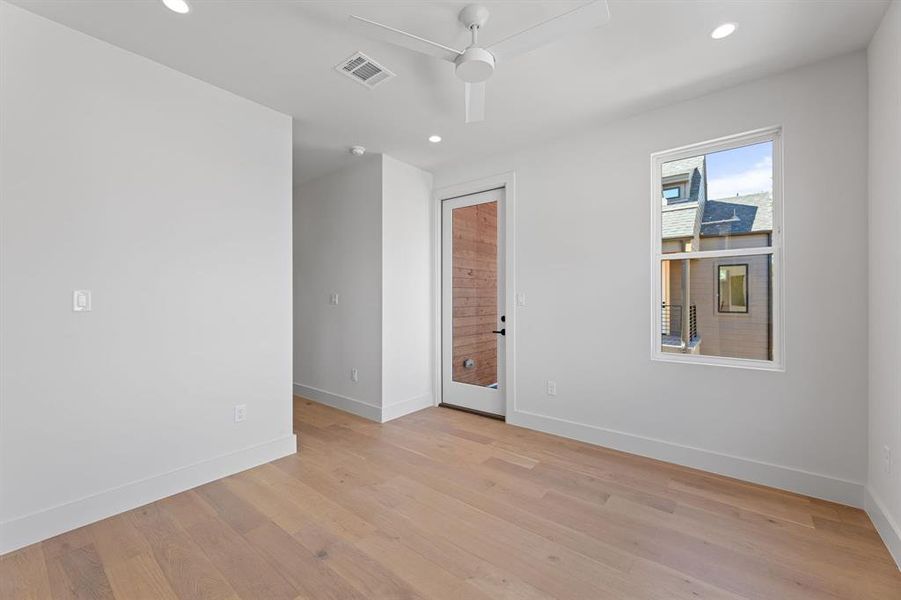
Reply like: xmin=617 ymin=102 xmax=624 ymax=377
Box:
xmin=350 ymin=2 xmax=611 ymax=123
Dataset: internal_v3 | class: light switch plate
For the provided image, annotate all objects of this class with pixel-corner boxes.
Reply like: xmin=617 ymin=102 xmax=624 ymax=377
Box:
xmin=73 ymin=290 xmax=92 ymax=312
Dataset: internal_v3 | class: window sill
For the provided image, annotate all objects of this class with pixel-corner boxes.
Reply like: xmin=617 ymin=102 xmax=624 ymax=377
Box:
xmin=651 ymin=352 xmax=784 ymax=372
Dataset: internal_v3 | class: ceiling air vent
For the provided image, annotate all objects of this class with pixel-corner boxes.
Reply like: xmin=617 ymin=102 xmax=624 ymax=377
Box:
xmin=335 ymin=52 xmax=395 ymax=89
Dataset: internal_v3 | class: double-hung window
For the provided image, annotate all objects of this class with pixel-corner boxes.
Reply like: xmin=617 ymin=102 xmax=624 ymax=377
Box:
xmin=651 ymin=127 xmax=783 ymax=369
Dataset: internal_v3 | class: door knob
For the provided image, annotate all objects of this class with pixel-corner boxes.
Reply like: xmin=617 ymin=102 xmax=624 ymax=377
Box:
xmin=492 ymin=328 xmax=506 ymax=335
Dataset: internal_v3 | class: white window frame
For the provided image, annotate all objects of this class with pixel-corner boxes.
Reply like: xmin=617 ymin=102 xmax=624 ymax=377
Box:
xmin=650 ymin=126 xmax=784 ymax=371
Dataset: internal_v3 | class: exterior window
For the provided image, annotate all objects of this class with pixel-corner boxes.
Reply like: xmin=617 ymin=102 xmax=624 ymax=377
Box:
xmin=718 ymin=264 xmax=748 ymax=313
xmin=652 ymin=127 xmax=782 ymax=369
xmin=662 ymin=186 xmax=682 ymax=201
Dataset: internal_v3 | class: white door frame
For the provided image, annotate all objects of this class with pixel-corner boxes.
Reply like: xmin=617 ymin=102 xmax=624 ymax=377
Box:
xmin=441 ymin=189 xmax=505 ymax=415
xmin=432 ymin=171 xmax=516 ymax=418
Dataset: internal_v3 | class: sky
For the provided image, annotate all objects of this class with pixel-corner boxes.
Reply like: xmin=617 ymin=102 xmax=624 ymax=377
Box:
xmin=705 ymin=141 xmax=773 ymax=200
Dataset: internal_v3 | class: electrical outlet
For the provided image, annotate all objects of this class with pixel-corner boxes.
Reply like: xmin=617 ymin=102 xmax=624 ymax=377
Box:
xmin=329 ymin=292 xmax=340 ymax=305
xmin=516 ymin=292 xmax=527 ymax=306
xmin=351 ymin=368 xmax=359 ymax=383
xmin=546 ymin=380 xmax=557 ymax=396
xmin=884 ymin=445 xmax=893 ymax=475
xmin=234 ymin=404 xmax=247 ymax=423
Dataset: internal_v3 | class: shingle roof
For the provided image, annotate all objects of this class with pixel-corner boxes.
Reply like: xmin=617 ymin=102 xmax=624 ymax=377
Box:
xmin=661 ymin=202 xmax=699 ymax=239
xmin=662 ymin=156 xmax=704 ymax=178
xmin=700 ymin=192 xmax=773 ymax=237
xmin=662 ymin=156 xmax=705 ymax=206
xmin=662 ymin=192 xmax=773 ymax=241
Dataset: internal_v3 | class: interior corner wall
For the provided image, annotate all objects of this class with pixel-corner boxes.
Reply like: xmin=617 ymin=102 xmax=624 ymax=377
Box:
xmin=0 ymin=2 xmax=295 ymax=554
xmin=866 ymin=0 xmax=901 ymax=567
xmin=293 ymin=154 xmax=433 ymax=423
xmin=381 ymin=155 xmax=434 ymax=421
xmin=293 ymin=156 xmax=384 ymax=421
xmin=433 ymin=51 xmax=869 ymax=507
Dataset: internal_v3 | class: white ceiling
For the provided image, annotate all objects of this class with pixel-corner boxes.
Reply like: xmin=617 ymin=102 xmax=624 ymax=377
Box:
xmin=10 ymin=0 xmax=889 ymax=184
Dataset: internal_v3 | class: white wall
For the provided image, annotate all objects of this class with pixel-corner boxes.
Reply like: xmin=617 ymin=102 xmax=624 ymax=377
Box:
xmin=293 ymin=156 xmax=384 ymax=419
xmin=434 ymin=52 xmax=869 ymax=506
xmin=381 ymin=156 xmax=434 ymax=421
xmin=0 ymin=3 xmax=295 ymax=554
xmin=293 ymin=154 xmax=433 ymax=422
xmin=866 ymin=0 xmax=901 ymax=566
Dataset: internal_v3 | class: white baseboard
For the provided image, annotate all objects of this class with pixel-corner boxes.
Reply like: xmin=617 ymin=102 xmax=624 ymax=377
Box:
xmin=382 ymin=393 xmax=434 ymax=423
xmin=293 ymin=383 xmax=381 ymax=422
xmin=865 ymin=486 xmax=901 ymax=569
xmin=0 ymin=434 xmax=297 ymax=556
xmin=508 ymin=409 xmax=864 ymax=508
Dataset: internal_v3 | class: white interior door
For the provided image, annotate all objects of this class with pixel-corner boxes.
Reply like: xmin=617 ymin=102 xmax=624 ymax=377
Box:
xmin=441 ymin=187 xmax=505 ymax=416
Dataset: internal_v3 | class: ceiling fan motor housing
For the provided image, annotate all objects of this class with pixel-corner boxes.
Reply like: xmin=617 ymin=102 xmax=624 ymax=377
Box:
xmin=455 ymin=47 xmax=495 ymax=82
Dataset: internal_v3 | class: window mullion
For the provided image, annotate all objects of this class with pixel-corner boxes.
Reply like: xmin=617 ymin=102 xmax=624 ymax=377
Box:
xmin=659 ymin=247 xmax=774 ymax=261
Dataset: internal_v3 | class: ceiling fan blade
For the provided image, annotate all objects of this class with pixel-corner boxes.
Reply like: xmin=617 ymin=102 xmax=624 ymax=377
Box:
xmin=349 ymin=15 xmax=462 ymax=62
xmin=486 ymin=1 xmax=610 ymax=61
xmin=465 ymin=82 xmax=486 ymax=123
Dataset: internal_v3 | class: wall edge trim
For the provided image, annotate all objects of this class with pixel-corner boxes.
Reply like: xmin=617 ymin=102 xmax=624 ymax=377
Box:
xmin=0 ymin=433 xmax=297 ymax=555
xmin=381 ymin=393 xmax=434 ymax=423
xmin=865 ymin=485 xmax=901 ymax=569
xmin=508 ymin=408 xmax=864 ymax=508
xmin=293 ymin=383 xmax=381 ymax=422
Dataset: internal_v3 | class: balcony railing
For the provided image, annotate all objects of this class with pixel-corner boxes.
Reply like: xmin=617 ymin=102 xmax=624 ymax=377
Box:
xmin=661 ymin=303 xmax=699 ymax=343
xmin=661 ymin=302 xmax=682 ymax=336
xmin=688 ymin=304 xmax=698 ymax=341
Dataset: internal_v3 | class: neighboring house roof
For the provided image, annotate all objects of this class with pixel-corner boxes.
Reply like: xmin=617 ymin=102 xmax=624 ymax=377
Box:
xmin=662 ymin=156 xmax=705 ymax=206
xmin=663 ymin=192 xmax=773 ymax=241
xmin=662 ymin=156 xmax=704 ymax=179
xmin=700 ymin=192 xmax=773 ymax=236
xmin=662 ymin=202 xmax=699 ymax=239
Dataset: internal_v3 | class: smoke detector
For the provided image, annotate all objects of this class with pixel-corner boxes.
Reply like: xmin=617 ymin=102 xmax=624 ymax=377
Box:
xmin=335 ymin=52 xmax=395 ymax=89
xmin=349 ymin=145 xmax=366 ymax=157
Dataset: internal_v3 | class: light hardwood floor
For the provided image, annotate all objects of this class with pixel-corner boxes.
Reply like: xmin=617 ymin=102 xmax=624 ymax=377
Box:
xmin=2 ymin=396 xmax=899 ymax=599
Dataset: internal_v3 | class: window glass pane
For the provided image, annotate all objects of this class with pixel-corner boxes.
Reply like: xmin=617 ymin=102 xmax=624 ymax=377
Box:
xmin=661 ymin=141 xmax=774 ymax=254
xmin=660 ymin=256 xmax=772 ymax=361
xmin=452 ymin=201 xmax=498 ymax=387
xmin=663 ymin=186 xmax=681 ymax=201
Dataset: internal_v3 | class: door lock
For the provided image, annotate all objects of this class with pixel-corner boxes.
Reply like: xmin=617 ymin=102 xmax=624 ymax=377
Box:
xmin=493 ymin=315 xmax=506 ymax=335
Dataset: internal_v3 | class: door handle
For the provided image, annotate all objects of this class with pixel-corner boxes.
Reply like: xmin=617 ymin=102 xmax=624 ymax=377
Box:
xmin=492 ymin=328 xmax=506 ymax=336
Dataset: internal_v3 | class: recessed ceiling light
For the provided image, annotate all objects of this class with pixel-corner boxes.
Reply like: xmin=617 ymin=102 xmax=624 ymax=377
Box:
xmin=710 ymin=23 xmax=737 ymax=40
xmin=428 ymin=135 xmax=442 ymax=143
xmin=162 ymin=0 xmax=190 ymax=14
